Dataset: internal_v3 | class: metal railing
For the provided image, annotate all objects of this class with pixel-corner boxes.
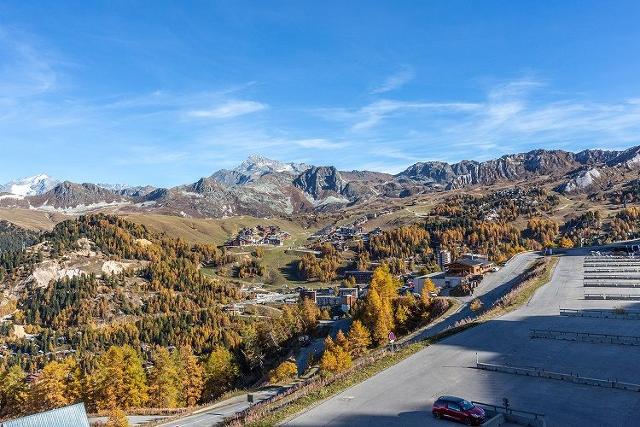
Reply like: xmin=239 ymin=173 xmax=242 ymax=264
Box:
xmin=583 ymin=275 xmax=640 ymax=280
xmin=559 ymin=307 xmax=640 ymax=319
xmin=583 ymin=282 xmax=640 ymax=288
xmin=471 ymin=400 xmax=545 ymax=420
xmin=584 ymin=293 xmax=640 ymax=300
xmin=476 ymin=361 xmax=640 ymax=392
xmin=530 ymin=328 xmax=640 ymax=346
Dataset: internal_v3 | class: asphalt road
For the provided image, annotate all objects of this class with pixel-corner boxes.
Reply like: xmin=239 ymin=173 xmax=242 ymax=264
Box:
xmin=412 ymin=251 xmax=540 ymax=341
xmin=285 ymin=249 xmax=640 ymax=427
xmin=160 ymin=251 xmax=541 ymax=427
xmin=156 ymin=388 xmax=282 ymax=427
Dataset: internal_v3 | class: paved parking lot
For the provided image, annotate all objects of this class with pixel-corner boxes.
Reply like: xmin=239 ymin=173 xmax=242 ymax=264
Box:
xmin=286 ymin=249 xmax=640 ymax=427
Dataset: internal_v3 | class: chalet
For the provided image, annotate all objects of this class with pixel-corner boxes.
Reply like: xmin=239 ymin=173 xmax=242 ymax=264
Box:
xmin=226 ymin=225 xmax=291 ymax=247
xmin=266 ymin=236 xmax=284 ymax=246
xmin=446 ymin=255 xmax=493 ymax=276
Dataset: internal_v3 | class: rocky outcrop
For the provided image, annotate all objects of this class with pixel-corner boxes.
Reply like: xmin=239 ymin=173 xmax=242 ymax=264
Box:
xmin=29 ymin=182 xmax=128 ymax=209
xmin=556 ymin=168 xmax=602 ymax=193
xmin=397 ymin=148 xmax=618 ymax=189
xmin=293 ymin=166 xmax=347 ymax=200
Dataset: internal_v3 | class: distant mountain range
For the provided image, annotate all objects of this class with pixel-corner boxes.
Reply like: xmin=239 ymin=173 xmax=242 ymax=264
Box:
xmin=3 ymin=146 xmax=640 ymax=217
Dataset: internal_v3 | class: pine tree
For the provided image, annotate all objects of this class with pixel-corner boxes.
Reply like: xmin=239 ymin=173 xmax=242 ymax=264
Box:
xmin=319 ymin=336 xmax=352 ymax=374
xmin=421 ymin=279 xmax=436 ymax=305
xmin=105 ymin=408 xmax=130 ymax=427
xmin=394 ymin=302 xmax=410 ymax=331
xmin=335 ymin=330 xmax=349 ymax=352
xmin=268 ymin=361 xmax=298 ymax=384
xmin=29 ymin=358 xmax=80 ymax=412
xmin=370 ymin=265 xmax=398 ymax=301
xmin=0 ymin=364 xmax=28 ymax=417
xmin=347 ymin=320 xmax=371 ymax=358
xmin=148 ymin=347 xmax=181 ymax=408
xmin=363 ymin=288 xmax=394 ymax=346
xmin=203 ymin=346 xmax=239 ymax=401
xmin=177 ymin=345 xmax=204 ymax=407
xmin=319 ymin=340 xmax=338 ymax=374
xmin=93 ymin=345 xmax=148 ymax=411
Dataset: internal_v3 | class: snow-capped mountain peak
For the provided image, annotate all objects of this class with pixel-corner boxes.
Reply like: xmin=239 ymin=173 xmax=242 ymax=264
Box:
xmin=235 ymin=154 xmax=310 ymax=176
xmin=0 ymin=174 xmax=59 ymax=196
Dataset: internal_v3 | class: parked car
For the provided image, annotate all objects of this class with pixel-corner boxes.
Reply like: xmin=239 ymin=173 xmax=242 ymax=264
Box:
xmin=432 ymin=396 xmax=485 ymax=425
xmin=490 ymin=266 xmax=501 ymax=272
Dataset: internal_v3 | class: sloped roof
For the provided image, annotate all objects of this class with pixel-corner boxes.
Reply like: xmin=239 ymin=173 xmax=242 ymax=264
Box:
xmin=2 ymin=403 xmax=90 ymax=427
xmin=450 ymin=258 xmax=488 ymax=267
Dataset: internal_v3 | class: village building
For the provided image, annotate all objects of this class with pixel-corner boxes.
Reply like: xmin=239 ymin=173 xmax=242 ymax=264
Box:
xmin=446 ymin=254 xmax=494 ymax=276
xmin=1 ymin=403 xmax=90 ymax=427
xmin=344 ymin=270 xmax=374 ymax=284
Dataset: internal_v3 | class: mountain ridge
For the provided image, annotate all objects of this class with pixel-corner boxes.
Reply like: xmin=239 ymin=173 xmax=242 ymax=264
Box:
xmin=2 ymin=145 xmax=639 ymax=217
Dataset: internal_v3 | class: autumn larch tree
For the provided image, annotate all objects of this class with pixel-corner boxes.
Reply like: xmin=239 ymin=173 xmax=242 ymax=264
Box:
xmin=347 ymin=320 xmax=371 ymax=358
xmin=148 ymin=346 xmax=181 ymax=408
xmin=203 ymin=345 xmax=239 ymax=400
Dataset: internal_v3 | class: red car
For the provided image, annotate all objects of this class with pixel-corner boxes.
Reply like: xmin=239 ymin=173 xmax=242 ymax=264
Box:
xmin=432 ymin=396 xmax=486 ymax=425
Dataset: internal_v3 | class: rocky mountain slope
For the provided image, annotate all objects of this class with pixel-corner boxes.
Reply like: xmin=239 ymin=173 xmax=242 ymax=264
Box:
xmin=2 ymin=145 xmax=640 ymax=218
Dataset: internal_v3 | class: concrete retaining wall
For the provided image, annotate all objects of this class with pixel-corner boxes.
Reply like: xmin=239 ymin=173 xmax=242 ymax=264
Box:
xmin=476 ymin=362 xmax=640 ymax=392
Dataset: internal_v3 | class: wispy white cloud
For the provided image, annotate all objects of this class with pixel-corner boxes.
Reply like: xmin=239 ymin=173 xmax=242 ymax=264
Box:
xmin=187 ymin=100 xmax=267 ymax=119
xmin=315 ymin=77 xmax=640 ymax=165
xmin=292 ymin=138 xmax=346 ymax=150
xmin=371 ymin=67 xmax=415 ymax=94
xmin=0 ymin=28 xmax=59 ymax=98
xmin=316 ymin=99 xmax=481 ymax=131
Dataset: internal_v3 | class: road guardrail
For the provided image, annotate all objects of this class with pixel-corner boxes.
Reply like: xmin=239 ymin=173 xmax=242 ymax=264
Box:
xmin=476 ymin=361 xmax=640 ymax=392
xmin=584 ymin=294 xmax=640 ymax=300
xmin=560 ymin=308 xmax=640 ymax=320
xmin=530 ymin=329 xmax=640 ymax=346
xmin=471 ymin=401 xmax=545 ymax=427
xmin=584 ymin=269 xmax=640 ymax=273
xmin=583 ymin=282 xmax=640 ymax=288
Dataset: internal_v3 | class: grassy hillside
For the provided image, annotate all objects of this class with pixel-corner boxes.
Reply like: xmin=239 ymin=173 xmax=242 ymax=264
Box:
xmin=0 ymin=208 xmax=70 ymax=231
xmin=123 ymin=213 xmax=314 ymax=246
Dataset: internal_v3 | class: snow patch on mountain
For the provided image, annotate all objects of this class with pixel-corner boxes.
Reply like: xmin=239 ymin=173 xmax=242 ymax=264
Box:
xmin=558 ymin=168 xmax=601 ymax=193
xmin=1 ymin=174 xmax=59 ymax=196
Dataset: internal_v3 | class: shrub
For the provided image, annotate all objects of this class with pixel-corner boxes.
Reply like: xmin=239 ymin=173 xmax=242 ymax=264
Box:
xmin=269 ymin=361 xmax=298 ymax=384
xmin=470 ymin=298 xmax=483 ymax=312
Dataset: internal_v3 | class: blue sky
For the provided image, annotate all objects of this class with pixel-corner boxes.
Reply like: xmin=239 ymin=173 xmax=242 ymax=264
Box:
xmin=1 ymin=1 xmax=640 ymax=186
